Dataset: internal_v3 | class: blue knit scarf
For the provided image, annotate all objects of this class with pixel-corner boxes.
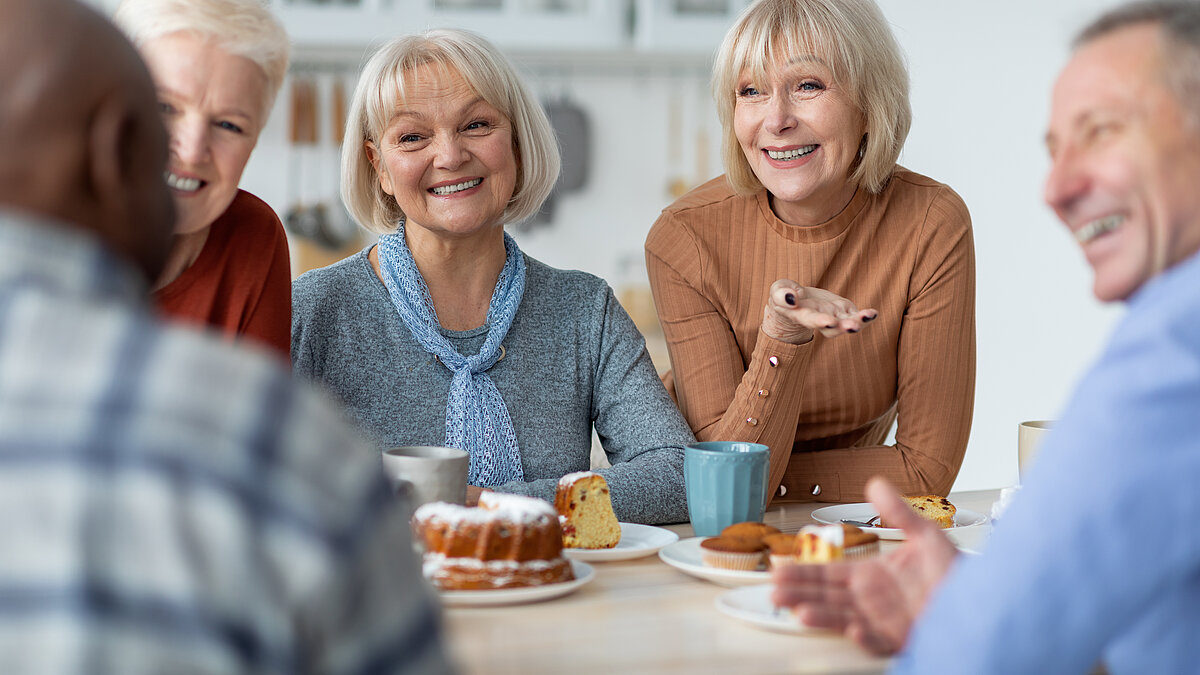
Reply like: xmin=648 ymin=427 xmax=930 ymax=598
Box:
xmin=376 ymin=221 xmax=525 ymax=487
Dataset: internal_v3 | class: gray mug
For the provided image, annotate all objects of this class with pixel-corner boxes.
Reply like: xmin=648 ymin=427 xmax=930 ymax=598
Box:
xmin=381 ymin=446 xmax=470 ymax=508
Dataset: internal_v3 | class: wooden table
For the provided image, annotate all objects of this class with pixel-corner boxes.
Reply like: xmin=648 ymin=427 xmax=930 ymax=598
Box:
xmin=440 ymin=490 xmax=999 ymax=675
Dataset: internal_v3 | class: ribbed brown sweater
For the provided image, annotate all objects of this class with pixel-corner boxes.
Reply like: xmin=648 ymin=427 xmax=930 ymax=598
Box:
xmin=645 ymin=167 xmax=975 ymax=504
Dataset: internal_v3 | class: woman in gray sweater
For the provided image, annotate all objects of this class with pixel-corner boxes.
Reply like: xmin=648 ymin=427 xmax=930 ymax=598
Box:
xmin=292 ymin=29 xmax=692 ymax=524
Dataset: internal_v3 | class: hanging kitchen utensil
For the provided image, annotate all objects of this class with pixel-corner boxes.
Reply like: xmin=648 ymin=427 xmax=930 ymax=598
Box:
xmin=523 ymin=80 xmax=591 ymax=231
xmin=317 ymin=73 xmax=361 ymax=250
xmin=285 ymin=75 xmax=323 ymax=241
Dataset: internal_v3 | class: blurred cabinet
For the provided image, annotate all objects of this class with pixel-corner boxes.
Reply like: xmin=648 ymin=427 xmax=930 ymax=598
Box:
xmin=632 ymin=0 xmax=752 ymax=52
xmin=269 ymin=0 xmax=752 ymax=54
xmin=269 ymin=0 xmax=628 ymax=52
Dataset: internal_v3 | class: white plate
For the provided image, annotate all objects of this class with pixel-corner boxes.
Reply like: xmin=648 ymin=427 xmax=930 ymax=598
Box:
xmin=715 ymin=584 xmax=818 ymax=635
xmin=437 ymin=560 xmax=595 ymax=607
xmin=658 ymin=537 xmax=769 ymax=587
xmin=564 ymin=523 xmax=679 ymax=562
xmin=810 ymin=503 xmax=989 ymax=541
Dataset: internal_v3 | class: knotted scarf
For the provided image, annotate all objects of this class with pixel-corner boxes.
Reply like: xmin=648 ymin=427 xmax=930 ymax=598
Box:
xmin=376 ymin=221 xmax=526 ymax=487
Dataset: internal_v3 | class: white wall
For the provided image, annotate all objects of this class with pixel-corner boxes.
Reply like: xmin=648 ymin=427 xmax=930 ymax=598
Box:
xmin=97 ymin=0 xmax=1128 ymax=493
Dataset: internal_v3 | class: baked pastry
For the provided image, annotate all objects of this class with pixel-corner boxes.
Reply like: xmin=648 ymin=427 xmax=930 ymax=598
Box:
xmin=880 ymin=495 xmax=957 ymax=529
xmin=555 ymin=471 xmax=620 ymax=549
xmin=699 ymin=536 xmax=766 ymax=571
xmin=720 ymin=521 xmax=781 ymax=542
xmin=763 ymin=533 xmax=799 ymax=569
xmin=774 ymin=524 xmax=880 ymax=566
xmin=412 ymin=492 xmax=575 ymax=591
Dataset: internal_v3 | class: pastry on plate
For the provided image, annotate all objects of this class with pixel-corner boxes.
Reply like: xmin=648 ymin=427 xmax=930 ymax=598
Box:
xmin=880 ymin=495 xmax=956 ymax=529
xmin=699 ymin=536 xmax=766 ymax=571
xmin=556 ymin=471 xmax=621 ymax=549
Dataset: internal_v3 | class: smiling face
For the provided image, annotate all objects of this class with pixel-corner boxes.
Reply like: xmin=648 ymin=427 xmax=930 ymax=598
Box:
xmin=140 ymin=32 xmax=267 ymax=236
xmin=732 ymin=57 xmax=865 ymax=226
xmin=365 ymin=63 xmax=518 ymax=243
xmin=1045 ymin=24 xmax=1200 ymax=302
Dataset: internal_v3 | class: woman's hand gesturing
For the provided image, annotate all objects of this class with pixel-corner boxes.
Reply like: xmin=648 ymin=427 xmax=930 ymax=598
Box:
xmin=761 ymin=279 xmax=878 ymax=345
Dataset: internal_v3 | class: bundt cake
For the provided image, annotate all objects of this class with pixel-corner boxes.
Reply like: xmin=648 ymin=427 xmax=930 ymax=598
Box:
xmin=412 ymin=492 xmax=575 ymax=591
xmin=555 ymin=471 xmax=620 ymax=549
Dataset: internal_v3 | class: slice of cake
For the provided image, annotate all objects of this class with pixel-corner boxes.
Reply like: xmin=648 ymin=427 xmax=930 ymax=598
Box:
xmin=787 ymin=523 xmax=880 ymax=565
xmin=880 ymin=495 xmax=957 ymax=529
xmin=555 ymin=471 xmax=621 ymax=549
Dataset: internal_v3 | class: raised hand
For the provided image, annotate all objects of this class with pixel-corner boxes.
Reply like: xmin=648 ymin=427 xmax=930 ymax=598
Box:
xmin=761 ymin=279 xmax=878 ymax=345
xmin=771 ymin=477 xmax=958 ymax=655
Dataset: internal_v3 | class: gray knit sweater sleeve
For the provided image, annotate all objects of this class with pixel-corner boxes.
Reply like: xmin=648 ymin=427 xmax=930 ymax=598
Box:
xmin=291 ymin=250 xmax=694 ymax=524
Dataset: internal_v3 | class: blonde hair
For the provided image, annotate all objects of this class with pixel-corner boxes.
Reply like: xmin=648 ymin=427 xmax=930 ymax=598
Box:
xmin=342 ymin=28 xmax=560 ymax=235
xmin=113 ymin=0 xmax=289 ymax=116
xmin=712 ymin=0 xmax=910 ymax=195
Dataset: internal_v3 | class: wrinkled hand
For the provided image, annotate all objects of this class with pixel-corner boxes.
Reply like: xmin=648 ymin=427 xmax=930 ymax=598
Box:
xmin=771 ymin=477 xmax=958 ymax=655
xmin=761 ymin=279 xmax=878 ymax=345
xmin=465 ymin=485 xmax=488 ymax=506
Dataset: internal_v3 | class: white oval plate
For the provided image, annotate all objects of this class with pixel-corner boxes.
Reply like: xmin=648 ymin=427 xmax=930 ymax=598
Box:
xmin=810 ymin=503 xmax=989 ymax=541
xmin=657 ymin=537 xmax=768 ymax=587
xmin=565 ymin=523 xmax=679 ymax=562
xmin=437 ymin=560 xmax=595 ymax=607
xmin=715 ymin=584 xmax=820 ymax=635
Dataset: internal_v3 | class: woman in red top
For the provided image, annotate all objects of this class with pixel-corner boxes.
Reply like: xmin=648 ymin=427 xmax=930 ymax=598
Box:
xmin=115 ymin=0 xmax=292 ymax=357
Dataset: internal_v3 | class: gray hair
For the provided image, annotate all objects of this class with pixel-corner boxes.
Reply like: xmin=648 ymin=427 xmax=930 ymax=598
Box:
xmin=341 ymin=28 xmax=560 ymax=235
xmin=113 ymin=0 xmax=290 ymax=116
xmin=1076 ymin=1 xmax=1200 ymax=127
xmin=712 ymin=0 xmax=910 ymax=196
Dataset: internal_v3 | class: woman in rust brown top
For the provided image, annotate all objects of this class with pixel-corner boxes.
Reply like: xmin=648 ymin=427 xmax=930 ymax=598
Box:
xmin=645 ymin=0 xmax=975 ymax=505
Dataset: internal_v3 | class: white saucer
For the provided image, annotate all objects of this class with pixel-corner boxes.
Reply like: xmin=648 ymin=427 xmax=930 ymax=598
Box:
xmin=715 ymin=584 xmax=819 ymax=635
xmin=657 ymin=537 xmax=769 ymax=587
xmin=437 ymin=560 xmax=595 ymax=607
xmin=565 ymin=523 xmax=679 ymax=562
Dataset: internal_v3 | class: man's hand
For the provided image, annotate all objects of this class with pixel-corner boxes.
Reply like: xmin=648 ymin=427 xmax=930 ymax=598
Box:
xmin=771 ymin=477 xmax=958 ymax=655
xmin=761 ymin=279 xmax=878 ymax=345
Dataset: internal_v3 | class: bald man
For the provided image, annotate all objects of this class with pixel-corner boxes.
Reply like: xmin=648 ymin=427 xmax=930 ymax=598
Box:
xmin=0 ymin=1 xmax=449 ymax=673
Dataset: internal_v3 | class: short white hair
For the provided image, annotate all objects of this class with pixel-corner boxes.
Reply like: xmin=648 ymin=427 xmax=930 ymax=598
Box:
xmin=342 ymin=28 xmax=560 ymax=235
xmin=113 ymin=0 xmax=290 ymax=115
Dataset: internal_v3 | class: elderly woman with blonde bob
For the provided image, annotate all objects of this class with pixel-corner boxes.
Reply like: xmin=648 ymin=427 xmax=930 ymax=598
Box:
xmin=292 ymin=29 xmax=693 ymax=523
xmin=114 ymin=0 xmax=293 ymax=357
xmin=645 ymin=0 xmax=976 ymax=505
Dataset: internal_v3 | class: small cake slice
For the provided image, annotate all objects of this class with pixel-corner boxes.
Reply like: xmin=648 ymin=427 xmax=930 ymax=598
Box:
xmin=791 ymin=523 xmax=880 ymax=564
xmin=880 ymin=495 xmax=957 ymax=529
xmin=555 ymin=471 xmax=621 ymax=549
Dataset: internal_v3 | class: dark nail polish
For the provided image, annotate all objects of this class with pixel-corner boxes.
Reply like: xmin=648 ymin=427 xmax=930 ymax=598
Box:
xmin=847 ymin=328 xmax=859 ymax=333
xmin=825 ymin=324 xmax=836 ymax=329
xmin=863 ymin=314 xmax=876 ymax=322
xmin=784 ymin=292 xmax=796 ymax=306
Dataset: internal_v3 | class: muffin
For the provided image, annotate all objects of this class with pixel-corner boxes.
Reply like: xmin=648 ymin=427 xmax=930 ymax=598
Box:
xmin=699 ymin=536 xmax=766 ymax=571
xmin=720 ymin=521 xmax=781 ymax=542
xmin=763 ymin=532 xmax=800 ymax=569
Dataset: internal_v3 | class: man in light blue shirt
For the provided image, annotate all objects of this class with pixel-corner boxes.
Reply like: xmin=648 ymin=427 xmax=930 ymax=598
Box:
xmin=0 ymin=1 xmax=450 ymax=672
xmin=773 ymin=2 xmax=1200 ymax=672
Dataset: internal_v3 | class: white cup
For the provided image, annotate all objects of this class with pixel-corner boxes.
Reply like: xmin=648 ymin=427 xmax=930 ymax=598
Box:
xmin=1017 ymin=420 xmax=1054 ymax=479
xmin=381 ymin=446 xmax=469 ymax=508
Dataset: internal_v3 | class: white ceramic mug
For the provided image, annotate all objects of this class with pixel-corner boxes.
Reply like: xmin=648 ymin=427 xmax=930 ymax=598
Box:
xmin=381 ymin=446 xmax=470 ymax=508
xmin=1017 ymin=420 xmax=1054 ymax=479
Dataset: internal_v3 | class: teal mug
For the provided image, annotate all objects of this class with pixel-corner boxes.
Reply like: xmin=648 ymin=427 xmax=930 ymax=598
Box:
xmin=684 ymin=441 xmax=770 ymax=537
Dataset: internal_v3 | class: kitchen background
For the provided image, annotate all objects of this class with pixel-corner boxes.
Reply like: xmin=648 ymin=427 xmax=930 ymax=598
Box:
xmin=86 ymin=0 xmax=1125 ymax=494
